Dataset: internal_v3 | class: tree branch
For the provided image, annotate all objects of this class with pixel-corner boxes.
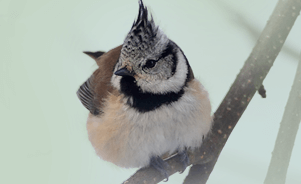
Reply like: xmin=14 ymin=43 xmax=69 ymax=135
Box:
xmin=184 ymin=0 xmax=301 ymax=183
xmin=183 ymin=159 xmax=217 ymax=184
xmin=264 ymin=52 xmax=301 ymax=184
xmin=123 ymin=0 xmax=301 ymax=183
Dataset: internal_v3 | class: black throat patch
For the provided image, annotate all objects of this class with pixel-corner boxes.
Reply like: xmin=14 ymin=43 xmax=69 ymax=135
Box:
xmin=119 ymin=76 xmax=185 ymax=113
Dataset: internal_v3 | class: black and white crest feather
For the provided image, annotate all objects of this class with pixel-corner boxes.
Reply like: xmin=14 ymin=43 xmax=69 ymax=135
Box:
xmin=120 ymin=0 xmax=162 ymax=60
xmin=131 ymin=0 xmax=156 ymax=33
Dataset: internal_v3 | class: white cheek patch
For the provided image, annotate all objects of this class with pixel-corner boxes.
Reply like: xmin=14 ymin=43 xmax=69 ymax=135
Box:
xmin=137 ymin=49 xmax=188 ymax=94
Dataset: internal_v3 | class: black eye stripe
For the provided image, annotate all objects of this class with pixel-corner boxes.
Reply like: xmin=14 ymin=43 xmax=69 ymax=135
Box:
xmin=142 ymin=41 xmax=176 ymax=71
xmin=158 ymin=42 xmax=174 ymax=60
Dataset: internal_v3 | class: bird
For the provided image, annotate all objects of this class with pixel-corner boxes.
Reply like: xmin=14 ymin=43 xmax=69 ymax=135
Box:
xmin=77 ymin=0 xmax=212 ymax=181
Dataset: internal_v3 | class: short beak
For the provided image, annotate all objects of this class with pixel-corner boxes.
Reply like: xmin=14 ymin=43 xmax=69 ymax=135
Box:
xmin=114 ymin=67 xmax=134 ymax=77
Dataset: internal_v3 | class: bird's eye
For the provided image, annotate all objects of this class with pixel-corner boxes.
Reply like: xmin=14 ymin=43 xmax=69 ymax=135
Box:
xmin=143 ymin=59 xmax=157 ymax=69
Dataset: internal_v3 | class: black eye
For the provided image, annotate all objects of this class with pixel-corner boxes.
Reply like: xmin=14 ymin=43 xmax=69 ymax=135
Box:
xmin=143 ymin=60 xmax=157 ymax=69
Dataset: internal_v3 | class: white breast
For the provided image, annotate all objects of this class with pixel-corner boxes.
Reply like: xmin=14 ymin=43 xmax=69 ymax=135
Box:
xmin=86 ymin=79 xmax=212 ymax=168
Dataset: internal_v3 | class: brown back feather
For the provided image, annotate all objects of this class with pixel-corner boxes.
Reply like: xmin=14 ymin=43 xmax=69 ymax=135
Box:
xmin=91 ymin=45 xmax=122 ymax=112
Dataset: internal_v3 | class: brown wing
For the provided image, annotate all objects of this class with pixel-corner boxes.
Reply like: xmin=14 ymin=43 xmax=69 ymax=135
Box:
xmin=77 ymin=45 xmax=122 ymax=115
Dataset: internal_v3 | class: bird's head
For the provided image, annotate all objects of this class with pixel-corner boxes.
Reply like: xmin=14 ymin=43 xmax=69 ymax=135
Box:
xmin=112 ymin=0 xmax=191 ymax=95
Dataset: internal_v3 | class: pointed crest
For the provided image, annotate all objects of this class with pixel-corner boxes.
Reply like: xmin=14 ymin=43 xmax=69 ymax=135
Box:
xmin=119 ymin=0 xmax=168 ymax=63
xmin=132 ymin=0 xmax=152 ymax=29
xmin=129 ymin=0 xmax=157 ymax=39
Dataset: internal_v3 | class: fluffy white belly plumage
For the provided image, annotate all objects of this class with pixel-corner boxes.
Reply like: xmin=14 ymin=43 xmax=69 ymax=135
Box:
xmin=86 ymin=79 xmax=212 ymax=168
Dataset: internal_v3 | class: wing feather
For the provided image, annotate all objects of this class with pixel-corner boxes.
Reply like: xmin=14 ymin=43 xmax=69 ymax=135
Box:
xmin=77 ymin=45 xmax=123 ymax=116
xmin=77 ymin=75 xmax=100 ymax=115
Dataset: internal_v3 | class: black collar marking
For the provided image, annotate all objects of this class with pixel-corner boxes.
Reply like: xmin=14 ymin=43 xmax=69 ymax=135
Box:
xmin=120 ymin=76 xmax=185 ymax=112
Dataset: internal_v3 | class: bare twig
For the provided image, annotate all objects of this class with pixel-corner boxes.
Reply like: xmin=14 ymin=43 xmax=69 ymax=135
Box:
xmin=264 ymin=53 xmax=301 ymax=184
xmin=123 ymin=0 xmax=301 ymax=183
xmin=258 ymin=84 xmax=267 ymax=98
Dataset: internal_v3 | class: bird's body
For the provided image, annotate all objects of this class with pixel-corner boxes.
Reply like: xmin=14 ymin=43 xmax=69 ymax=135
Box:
xmin=77 ymin=0 xmax=212 ymax=177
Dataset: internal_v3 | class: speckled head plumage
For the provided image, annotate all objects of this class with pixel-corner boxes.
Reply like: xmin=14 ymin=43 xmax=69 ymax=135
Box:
xmin=111 ymin=0 xmax=193 ymax=95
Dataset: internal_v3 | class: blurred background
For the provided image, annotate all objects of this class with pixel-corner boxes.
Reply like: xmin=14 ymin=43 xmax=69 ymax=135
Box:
xmin=1 ymin=0 xmax=300 ymax=183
